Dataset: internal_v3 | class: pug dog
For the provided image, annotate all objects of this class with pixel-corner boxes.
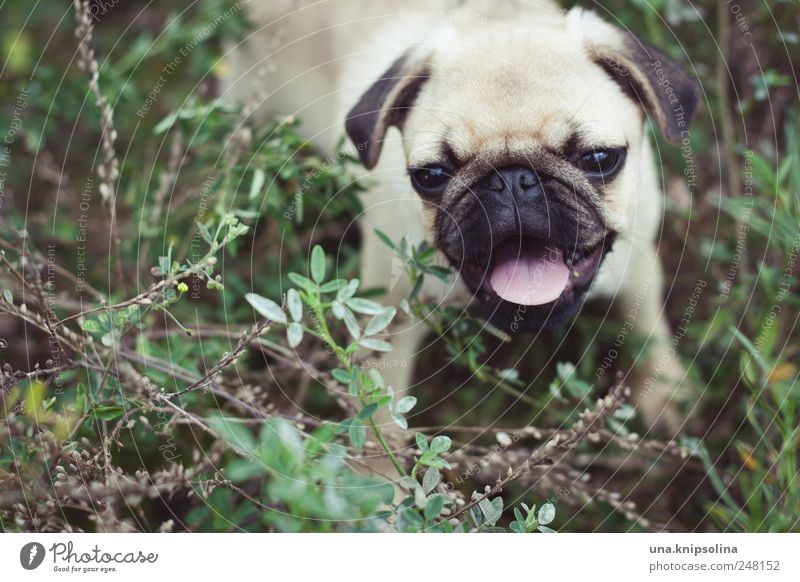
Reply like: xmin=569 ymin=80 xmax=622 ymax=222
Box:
xmin=226 ymin=0 xmax=700 ymax=460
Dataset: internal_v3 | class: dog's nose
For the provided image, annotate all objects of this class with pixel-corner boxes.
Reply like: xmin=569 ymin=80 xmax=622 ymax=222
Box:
xmin=486 ymin=166 xmax=541 ymax=197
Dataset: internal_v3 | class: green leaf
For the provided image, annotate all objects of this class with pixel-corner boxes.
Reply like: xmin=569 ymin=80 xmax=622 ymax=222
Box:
xmin=286 ymin=289 xmax=303 ymax=322
xmin=286 ymin=322 xmax=303 ymax=348
xmin=88 ymin=406 xmax=125 ymax=421
xmin=345 ymin=297 xmax=384 ymax=315
xmin=537 ymin=502 xmax=555 ymax=525
xmin=368 ymin=368 xmax=385 ymax=389
xmin=391 ymin=413 xmax=408 ymax=430
xmin=336 ymin=279 xmax=359 ymax=301
xmin=415 ymin=432 xmax=428 ymax=451
xmin=731 ymin=326 xmax=770 ymax=374
xmin=348 ymin=374 xmax=359 ymax=396
xmin=342 ymin=307 xmax=361 ymax=341
xmin=245 ymin=293 xmax=287 ymax=324
xmin=399 ymin=298 xmax=412 ymax=316
xmin=208 ymin=415 xmax=257 ymax=454
xmin=287 ymin=272 xmax=316 ymax=291
xmin=157 ymin=255 xmax=171 ymax=276
xmin=359 ymin=338 xmax=393 ymax=352
xmin=196 ymin=222 xmax=213 ymax=244
xmin=248 ymin=168 xmax=266 ymax=200
xmin=537 ymin=525 xmax=556 ymax=533
xmin=319 ymin=279 xmax=347 ymax=293
xmin=374 ymin=394 xmax=393 ymax=409
xmin=365 ymin=307 xmax=396 ymax=336
xmin=373 ymin=228 xmax=397 ymax=251
xmin=334 ymin=418 xmax=353 ymax=434
xmin=153 ymin=111 xmax=179 ymax=134
xmin=268 ymin=418 xmax=305 ymax=461
xmin=331 ymin=300 xmax=346 ymax=319
xmin=418 ymin=450 xmax=451 ymax=469
xmin=513 ymin=507 xmax=525 ymax=524
xmin=414 ymin=241 xmax=434 ymax=261
xmin=25 ymin=381 xmax=47 ymax=418
xmin=395 ymin=396 xmax=417 ymax=414
xmin=422 ymin=467 xmax=440 ymax=494
xmin=359 ymin=403 xmax=379 ymax=419
xmin=425 ymin=265 xmax=452 ymax=281
xmin=478 ymin=497 xmax=503 ymax=526
xmin=414 ymin=483 xmax=427 ymax=509
xmin=2 ymin=289 xmax=13 ymax=303
xmin=612 ymin=404 xmax=637 ymax=422
xmin=331 ymin=368 xmax=351 ymax=384
xmin=227 ymin=459 xmax=265 ymax=482
xmin=80 ymin=319 xmax=101 ymax=333
xmin=74 ymin=383 xmax=87 ymax=417
xmin=310 ymin=245 xmax=326 ymax=283
xmin=349 ymin=420 xmax=366 ymax=449
xmin=430 ymin=435 xmax=452 ymax=453
xmin=424 ymin=494 xmax=445 ymax=520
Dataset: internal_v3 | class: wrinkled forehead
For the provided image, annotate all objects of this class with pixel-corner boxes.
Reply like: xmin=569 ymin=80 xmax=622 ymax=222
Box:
xmin=405 ymin=28 xmax=641 ymax=165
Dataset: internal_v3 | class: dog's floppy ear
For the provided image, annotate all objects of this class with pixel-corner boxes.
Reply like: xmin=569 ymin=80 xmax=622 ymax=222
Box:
xmin=345 ymin=50 xmax=431 ymax=169
xmin=570 ymin=9 xmax=700 ymax=143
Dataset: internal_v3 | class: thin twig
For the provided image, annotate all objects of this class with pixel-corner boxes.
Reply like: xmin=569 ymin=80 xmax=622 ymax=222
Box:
xmin=445 ymin=382 xmax=630 ymax=524
xmin=165 ymin=320 xmax=272 ymax=398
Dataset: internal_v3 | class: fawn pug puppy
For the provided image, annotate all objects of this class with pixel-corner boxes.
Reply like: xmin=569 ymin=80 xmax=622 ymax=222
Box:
xmin=227 ymin=0 xmax=700 ymax=459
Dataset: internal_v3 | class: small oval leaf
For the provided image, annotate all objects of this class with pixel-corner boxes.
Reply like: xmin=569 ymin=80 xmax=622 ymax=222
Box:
xmin=287 ymin=272 xmax=315 ymax=291
xmin=345 ymin=297 xmax=384 ymax=315
xmin=331 ymin=300 xmax=346 ymax=320
xmin=342 ymin=308 xmax=361 ymax=340
xmin=349 ymin=420 xmax=366 ymax=449
xmin=359 ymin=338 xmax=393 ymax=352
xmin=336 ymin=279 xmax=359 ymax=301
xmin=430 ymin=435 xmax=452 ymax=453
xmin=249 ymin=168 xmax=266 ymax=200
xmin=287 ymin=289 xmax=303 ymax=322
xmin=310 ymin=245 xmax=326 ymax=283
xmin=391 ymin=413 xmax=408 ymax=430
xmin=287 ymin=322 xmax=303 ymax=348
xmin=246 ymin=293 xmax=287 ymax=324
xmin=424 ymin=494 xmax=445 ymax=520
xmin=537 ymin=502 xmax=555 ymax=525
xmin=365 ymin=307 xmax=396 ymax=336
xmin=422 ymin=467 xmax=440 ymax=494
xmin=331 ymin=368 xmax=351 ymax=384
xmin=395 ymin=396 xmax=417 ymax=414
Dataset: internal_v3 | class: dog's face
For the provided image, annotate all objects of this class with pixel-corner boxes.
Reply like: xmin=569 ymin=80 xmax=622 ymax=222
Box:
xmin=346 ymin=9 xmax=699 ymax=333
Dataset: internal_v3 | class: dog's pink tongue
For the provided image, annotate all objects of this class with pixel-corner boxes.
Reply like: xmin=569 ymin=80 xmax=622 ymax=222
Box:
xmin=489 ymin=245 xmax=569 ymax=305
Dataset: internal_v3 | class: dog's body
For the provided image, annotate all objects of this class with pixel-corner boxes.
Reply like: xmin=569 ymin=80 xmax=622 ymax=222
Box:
xmin=227 ymin=0 xmax=699 ymax=452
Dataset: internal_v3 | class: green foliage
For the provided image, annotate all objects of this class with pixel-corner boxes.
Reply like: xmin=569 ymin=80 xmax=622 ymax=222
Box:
xmin=193 ymin=417 xmax=395 ymax=532
xmin=1 ymin=0 xmax=798 ymax=534
xmin=241 ymin=245 xmax=549 ymax=532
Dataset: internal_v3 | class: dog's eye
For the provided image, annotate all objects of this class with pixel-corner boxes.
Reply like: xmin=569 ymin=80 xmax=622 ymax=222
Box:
xmin=409 ymin=165 xmax=451 ymax=195
xmin=576 ymin=149 xmax=625 ymax=178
